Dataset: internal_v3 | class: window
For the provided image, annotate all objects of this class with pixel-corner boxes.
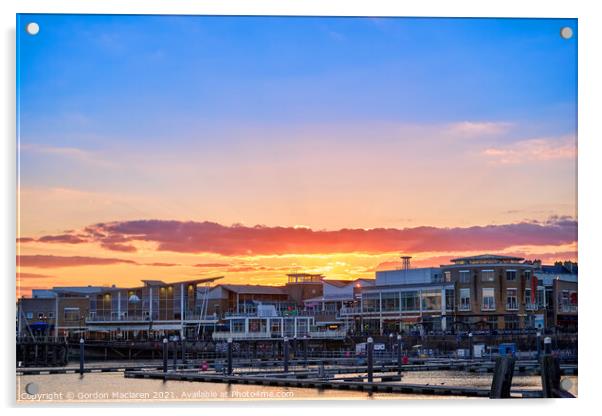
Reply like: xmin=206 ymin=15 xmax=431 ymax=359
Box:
xmin=524 ymin=270 xmax=532 ymax=279
xmin=482 ymin=288 xmax=496 ymax=310
xmin=481 ymin=270 xmax=495 ymax=282
xmin=231 ymin=319 xmax=245 ymax=333
xmin=525 ymin=288 xmax=531 ymax=304
xmin=381 ymin=292 xmax=400 ymax=312
xmin=63 ymin=307 xmax=80 ymax=321
xmin=459 ymin=288 xmax=471 ymax=311
xmin=506 ymin=270 xmax=517 ymax=281
xmin=26 ymin=312 xmax=33 ymax=319
xmin=421 ymin=290 xmax=441 ymax=311
xmin=459 ymin=270 xmax=471 ymax=284
xmin=506 ymin=288 xmax=518 ymax=310
xmin=505 ymin=315 xmax=519 ymax=330
xmin=362 ymin=293 xmax=380 ymax=312
xmin=444 ymin=271 xmax=451 ymax=282
xmin=400 ymin=291 xmax=419 ymax=311
xmin=445 ymin=289 xmax=455 ymax=310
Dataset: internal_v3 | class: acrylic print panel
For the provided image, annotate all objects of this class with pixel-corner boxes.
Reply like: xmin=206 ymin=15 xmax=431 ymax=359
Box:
xmin=16 ymin=15 xmax=577 ymax=403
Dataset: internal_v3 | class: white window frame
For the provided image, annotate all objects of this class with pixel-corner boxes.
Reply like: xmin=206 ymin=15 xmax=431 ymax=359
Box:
xmin=481 ymin=288 xmax=496 ymax=311
xmin=459 ymin=288 xmax=471 ymax=311
xmin=506 ymin=288 xmax=518 ymax=310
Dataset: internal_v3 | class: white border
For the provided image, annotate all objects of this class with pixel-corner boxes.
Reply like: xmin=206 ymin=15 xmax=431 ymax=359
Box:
xmin=2 ymin=1 xmax=601 ymax=415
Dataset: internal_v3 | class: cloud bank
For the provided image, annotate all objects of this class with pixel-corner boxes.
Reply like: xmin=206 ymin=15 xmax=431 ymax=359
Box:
xmin=20 ymin=216 xmax=577 ymax=257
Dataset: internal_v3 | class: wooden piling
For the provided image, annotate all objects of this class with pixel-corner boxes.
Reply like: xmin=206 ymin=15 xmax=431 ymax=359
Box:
xmin=489 ymin=356 xmax=515 ymax=399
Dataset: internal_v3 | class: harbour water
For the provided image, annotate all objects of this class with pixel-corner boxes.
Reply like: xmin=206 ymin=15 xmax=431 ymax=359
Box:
xmin=16 ymin=369 xmax=578 ymax=403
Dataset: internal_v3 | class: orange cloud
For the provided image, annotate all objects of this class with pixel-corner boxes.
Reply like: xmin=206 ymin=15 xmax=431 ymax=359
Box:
xmin=17 ymin=255 xmax=138 ymax=268
xmin=20 ymin=216 xmax=577 ymax=257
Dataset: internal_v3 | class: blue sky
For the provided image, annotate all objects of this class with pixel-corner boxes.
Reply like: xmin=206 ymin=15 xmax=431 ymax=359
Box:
xmin=17 ymin=15 xmax=577 ymax=231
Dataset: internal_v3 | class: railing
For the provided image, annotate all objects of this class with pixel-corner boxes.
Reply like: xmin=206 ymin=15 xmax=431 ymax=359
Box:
xmin=458 ymin=305 xmax=471 ymax=311
xmin=525 ymin=303 xmax=542 ymax=311
xmin=212 ymin=331 xmax=272 ymax=341
xmin=481 ymin=304 xmax=496 ymax=311
xmin=308 ymin=328 xmax=348 ymax=339
xmin=87 ymin=313 xmax=218 ymax=323
xmin=506 ymin=303 xmax=519 ymax=311
xmin=338 ymin=307 xmax=363 ymax=316
xmin=559 ymin=305 xmax=577 ymax=313
xmin=223 ymin=310 xmax=315 ymax=318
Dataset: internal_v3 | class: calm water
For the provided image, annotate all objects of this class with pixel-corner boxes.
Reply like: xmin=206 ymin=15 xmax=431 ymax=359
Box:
xmin=16 ymin=368 xmax=578 ymax=403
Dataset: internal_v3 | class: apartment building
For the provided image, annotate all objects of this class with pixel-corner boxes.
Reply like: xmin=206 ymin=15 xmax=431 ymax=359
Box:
xmin=442 ymin=254 xmax=541 ymax=331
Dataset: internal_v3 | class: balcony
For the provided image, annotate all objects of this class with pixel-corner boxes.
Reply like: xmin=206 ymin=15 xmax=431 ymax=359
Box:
xmin=525 ymin=303 xmax=541 ymax=311
xmin=338 ymin=306 xmax=362 ymax=316
xmin=212 ymin=331 xmax=272 ymax=341
xmin=481 ymin=304 xmax=496 ymax=312
xmin=458 ymin=304 xmax=471 ymax=312
xmin=559 ymin=305 xmax=578 ymax=313
xmin=506 ymin=303 xmax=519 ymax=311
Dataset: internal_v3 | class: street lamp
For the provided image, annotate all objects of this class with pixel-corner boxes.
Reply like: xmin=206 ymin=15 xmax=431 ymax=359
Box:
xmin=468 ymin=332 xmax=473 ymax=360
xmin=536 ymin=331 xmax=542 ymax=360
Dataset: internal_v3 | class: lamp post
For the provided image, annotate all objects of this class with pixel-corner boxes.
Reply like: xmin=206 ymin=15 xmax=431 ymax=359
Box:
xmin=162 ymin=338 xmax=168 ymax=373
xmin=367 ymin=337 xmax=374 ymax=383
xmin=227 ymin=337 xmax=233 ymax=375
xmin=79 ymin=338 xmax=85 ymax=376
xmin=389 ymin=333 xmax=394 ymax=361
xmin=536 ymin=331 xmax=542 ymax=360
xmin=468 ymin=332 xmax=473 ymax=360
xmin=397 ymin=334 xmax=403 ymax=375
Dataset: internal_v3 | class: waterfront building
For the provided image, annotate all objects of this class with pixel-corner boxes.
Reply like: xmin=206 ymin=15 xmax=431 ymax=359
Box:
xmin=535 ymin=262 xmax=578 ymax=332
xmin=337 ymin=265 xmax=454 ymax=335
xmin=84 ymin=277 xmax=223 ymax=340
xmin=17 ymin=288 xmax=101 ymax=340
xmin=442 ymin=254 xmax=540 ymax=331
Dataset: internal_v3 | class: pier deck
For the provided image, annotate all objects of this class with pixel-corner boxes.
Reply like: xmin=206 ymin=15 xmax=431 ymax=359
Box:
xmin=124 ymin=370 xmax=543 ymax=398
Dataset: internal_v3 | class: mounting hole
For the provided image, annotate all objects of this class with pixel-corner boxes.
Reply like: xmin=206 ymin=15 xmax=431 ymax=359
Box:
xmin=560 ymin=27 xmax=573 ymax=40
xmin=26 ymin=22 xmax=40 ymax=36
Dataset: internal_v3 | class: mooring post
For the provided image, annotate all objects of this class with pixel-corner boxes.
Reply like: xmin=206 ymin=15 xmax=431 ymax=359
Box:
xmin=367 ymin=337 xmax=374 ymax=383
xmin=468 ymin=332 xmax=473 ymax=360
xmin=303 ymin=335 xmax=308 ymax=367
xmin=541 ymin=339 xmax=561 ymax=398
xmin=162 ymin=338 xmax=168 ymax=373
xmin=283 ymin=337 xmax=289 ymax=373
xmin=181 ymin=336 xmax=186 ymax=365
xmin=172 ymin=340 xmax=178 ymax=369
xmin=79 ymin=338 xmax=85 ymax=376
xmin=544 ymin=336 xmax=552 ymax=354
xmin=397 ymin=334 xmax=403 ymax=375
xmin=536 ymin=331 xmax=542 ymax=360
xmin=227 ymin=337 xmax=233 ymax=375
xmin=489 ymin=356 xmax=516 ymax=398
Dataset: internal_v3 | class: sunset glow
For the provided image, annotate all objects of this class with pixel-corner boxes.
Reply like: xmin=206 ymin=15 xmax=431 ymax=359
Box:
xmin=17 ymin=15 xmax=577 ymax=297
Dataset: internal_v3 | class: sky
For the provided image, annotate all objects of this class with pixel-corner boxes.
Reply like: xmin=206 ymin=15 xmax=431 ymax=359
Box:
xmin=16 ymin=15 xmax=578 ymax=296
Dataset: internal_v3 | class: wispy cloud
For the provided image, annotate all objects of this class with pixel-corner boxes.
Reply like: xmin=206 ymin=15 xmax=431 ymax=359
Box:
xmin=447 ymin=121 xmax=513 ymax=137
xmin=482 ymin=135 xmax=576 ymax=164
xmin=17 ymin=255 xmax=138 ymax=269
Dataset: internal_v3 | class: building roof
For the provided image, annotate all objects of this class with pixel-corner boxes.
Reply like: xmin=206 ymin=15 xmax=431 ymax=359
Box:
xmin=219 ymin=284 xmax=286 ymax=295
xmin=322 ymin=278 xmax=374 ymax=288
xmin=450 ymin=254 xmax=524 ymax=262
xmin=541 ymin=265 xmax=578 ymax=275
